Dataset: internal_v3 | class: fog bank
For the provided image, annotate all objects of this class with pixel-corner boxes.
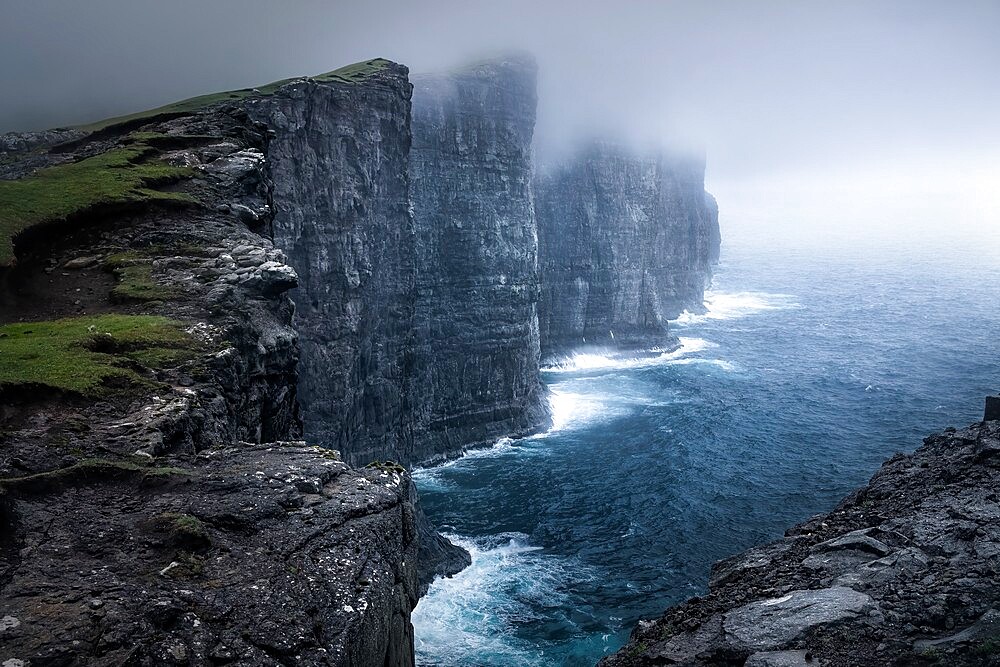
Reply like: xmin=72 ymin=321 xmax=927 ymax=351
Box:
xmin=2 ymin=0 xmax=997 ymax=243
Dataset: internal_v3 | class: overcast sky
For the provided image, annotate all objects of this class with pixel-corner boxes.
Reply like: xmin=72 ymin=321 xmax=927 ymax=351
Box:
xmin=2 ymin=0 xmax=997 ymax=247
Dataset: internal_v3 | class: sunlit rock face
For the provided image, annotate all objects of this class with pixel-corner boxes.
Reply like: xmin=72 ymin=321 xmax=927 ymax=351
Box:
xmin=535 ymin=142 xmax=721 ymax=357
xmin=249 ymin=62 xmax=419 ymax=466
xmin=408 ymin=55 xmax=550 ymax=463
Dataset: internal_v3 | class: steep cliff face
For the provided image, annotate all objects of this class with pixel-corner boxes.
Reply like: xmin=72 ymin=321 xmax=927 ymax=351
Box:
xmin=535 ymin=143 xmax=720 ymax=357
xmin=408 ymin=56 xmax=550 ymax=462
xmin=603 ymin=399 xmax=1000 ymax=667
xmin=0 ymin=66 xmax=427 ymax=667
xmin=244 ymin=61 xmax=417 ymax=466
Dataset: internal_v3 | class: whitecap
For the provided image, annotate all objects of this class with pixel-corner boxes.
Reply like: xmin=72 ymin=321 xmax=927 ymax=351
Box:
xmin=666 ymin=357 xmax=737 ymax=372
xmin=671 ymin=290 xmax=799 ymax=326
xmin=411 ymin=437 xmax=538 ymax=487
xmin=413 ymin=533 xmax=585 ymax=667
xmin=541 ymin=336 xmax=715 ymax=374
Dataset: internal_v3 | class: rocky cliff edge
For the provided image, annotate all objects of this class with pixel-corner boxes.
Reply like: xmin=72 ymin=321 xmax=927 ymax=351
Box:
xmin=603 ymin=398 xmax=1000 ymax=667
xmin=0 ymin=62 xmax=432 ymax=667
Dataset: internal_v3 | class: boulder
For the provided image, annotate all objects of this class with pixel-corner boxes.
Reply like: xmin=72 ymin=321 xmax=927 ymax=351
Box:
xmin=723 ymin=587 xmax=878 ymax=651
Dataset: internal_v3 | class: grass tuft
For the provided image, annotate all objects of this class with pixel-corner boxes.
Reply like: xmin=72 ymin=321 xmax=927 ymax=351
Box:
xmin=152 ymin=512 xmax=211 ymax=549
xmin=0 ymin=314 xmax=199 ymax=395
xmin=110 ymin=263 xmax=179 ymax=303
xmin=365 ymin=460 xmax=406 ymax=474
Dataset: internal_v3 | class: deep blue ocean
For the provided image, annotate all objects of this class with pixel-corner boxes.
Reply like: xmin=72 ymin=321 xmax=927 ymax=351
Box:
xmin=411 ymin=237 xmax=1000 ymax=666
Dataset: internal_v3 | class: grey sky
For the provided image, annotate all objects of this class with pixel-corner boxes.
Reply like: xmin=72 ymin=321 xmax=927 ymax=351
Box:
xmin=2 ymin=0 xmax=997 ymax=244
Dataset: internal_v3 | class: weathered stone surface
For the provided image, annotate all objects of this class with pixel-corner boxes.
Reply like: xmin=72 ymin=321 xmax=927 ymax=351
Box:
xmin=814 ymin=529 xmax=893 ymax=557
xmin=914 ymin=608 xmax=1000 ymax=650
xmin=801 ymin=530 xmax=895 ymax=575
xmin=601 ymin=415 xmax=1000 ymax=667
xmin=1 ymin=444 xmax=419 ymax=667
xmin=974 ymin=419 xmax=1000 ymax=459
xmin=723 ymin=587 xmax=878 ymax=650
xmin=535 ymin=142 xmax=720 ymax=356
xmin=744 ymin=650 xmax=812 ymax=667
xmin=409 ymin=55 xmax=550 ymax=462
xmin=711 ymin=540 xmax=796 ymax=587
xmin=244 ymin=63 xmax=418 ymax=467
xmin=63 ymin=255 xmax=100 ymax=269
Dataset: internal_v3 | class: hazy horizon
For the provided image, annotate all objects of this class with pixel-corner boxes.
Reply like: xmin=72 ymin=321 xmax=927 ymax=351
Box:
xmin=2 ymin=0 xmax=997 ymax=246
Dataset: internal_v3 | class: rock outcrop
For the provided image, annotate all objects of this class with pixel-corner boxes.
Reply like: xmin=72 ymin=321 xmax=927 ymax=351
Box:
xmin=535 ymin=143 xmax=720 ymax=357
xmin=0 ymin=63 xmax=440 ymax=667
xmin=408 ymin=55 xmax=550 ymax=462
xmin=602 ymin=398 xmax=1000 ymax=667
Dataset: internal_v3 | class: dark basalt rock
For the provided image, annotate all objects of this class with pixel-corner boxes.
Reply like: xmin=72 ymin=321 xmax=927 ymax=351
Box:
xmin=409 ymin=55 xmax=550 ymax=463
xmin=244 ymin=63 xmax=418 ymax=467
xmin=1 ymin=443 xmax=419 ymax=667
xmin=601 ymin=399 xmax=1000 ymax=667
xmin=985 ymin=395 xmax=1000 ymax=422
xmin=0 ymin=128 xmax=87 ymax=180
xmin=535 ymin=142 xmax=720 ymax=357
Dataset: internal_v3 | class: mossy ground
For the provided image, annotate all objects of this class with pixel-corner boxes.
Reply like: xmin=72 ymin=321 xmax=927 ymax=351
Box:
xmin=0 ymin=314 xmax=198 ymax=395
xmin=105 ymin=249 xmax=198 ymax=303
xmin=1 ymin=59 xmax=392 ymax=267
xmin=110 ymin=263 xmax=177 ymax=302
xmin=79 ymin=58 xmax=392 ymax=133
xmin=0 ymin=142 xmax=194 ymax=266
xmin=152 ymin=512 xmax=211 ymax=549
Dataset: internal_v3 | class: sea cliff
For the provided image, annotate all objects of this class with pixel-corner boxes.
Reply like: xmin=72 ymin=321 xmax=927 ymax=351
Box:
xmin=0 ymin=53 xmax=727 ymax=666
xmin=0 ymin=61 xmax=429 ymax=667
xmin=246 ymin=61 xmax=417 ymax=467
xmin=536 ymin=142 xmax=720 ymax=356
xmin=409 ymin=55 xmax=550 ymax=463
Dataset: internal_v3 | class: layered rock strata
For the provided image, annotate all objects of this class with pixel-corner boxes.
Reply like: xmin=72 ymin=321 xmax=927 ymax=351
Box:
xmin=535 ymin=143 xmax=720 ymax=357
xmin=408 ymin=55 xmax=550 ymax=462
xmin=245 ymin=61 xmax=418 ymax=467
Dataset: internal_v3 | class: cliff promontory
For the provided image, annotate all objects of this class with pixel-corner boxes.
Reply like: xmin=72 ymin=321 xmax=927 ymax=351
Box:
xmin=0 ymin=61 xmax=427 ymax=667
xmin=245 ymin=61 xmax=417 ymax=467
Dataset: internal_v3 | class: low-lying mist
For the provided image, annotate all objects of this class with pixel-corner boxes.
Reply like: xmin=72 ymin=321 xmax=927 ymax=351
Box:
xmin=2 ymin=0 xmax=997 ymax=244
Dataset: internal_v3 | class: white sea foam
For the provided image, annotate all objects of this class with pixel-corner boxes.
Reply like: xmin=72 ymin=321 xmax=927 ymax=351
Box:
xmin=411 ymin=437 xmax=534 ymax=489
xmin=545 ymin=386 xmax=618 ymax=432
xmin=542 ymin=336 xmax=715 ymax=374
xmin=667 ymin=357 xmax=737 ymax=371
xmin=671 ymin=290 xmax=799 ymax=325
xmin=412 ymin=533 xmax=579 ymax=667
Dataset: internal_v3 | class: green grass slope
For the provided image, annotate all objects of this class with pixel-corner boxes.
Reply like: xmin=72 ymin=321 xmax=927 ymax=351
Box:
xmin=0 ymin=142 xmax=194 ymax=266
xmin=0 ymin=314 xmax=199 ymax=395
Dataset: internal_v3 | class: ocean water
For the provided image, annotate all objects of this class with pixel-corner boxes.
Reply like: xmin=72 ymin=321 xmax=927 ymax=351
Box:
xmin=411 ymin=239 xmax=1000 ymax=667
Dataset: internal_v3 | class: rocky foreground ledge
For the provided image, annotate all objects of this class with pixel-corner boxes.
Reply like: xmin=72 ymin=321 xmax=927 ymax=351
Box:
xmin=603 ymin=398 xmax=1000 ymax=667
xmin=0 ymin=62 xmax=469 ymax=666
